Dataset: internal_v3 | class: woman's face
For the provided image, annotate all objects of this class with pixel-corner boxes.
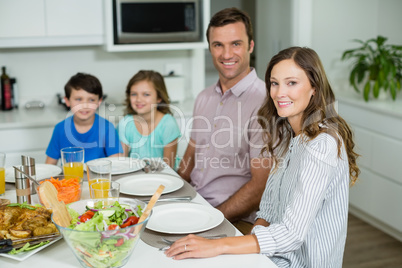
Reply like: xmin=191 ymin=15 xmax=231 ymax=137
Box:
xmin=129 ymin=80 xmax=161 ymax=117
xmin=269 ymin=59 xmax=315 ymax=134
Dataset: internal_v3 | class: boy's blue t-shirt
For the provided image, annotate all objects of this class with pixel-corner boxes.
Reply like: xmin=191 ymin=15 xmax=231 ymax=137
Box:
xmin=46 ymin=114 xmax=123 ymax=162
xmin=117 ymin=114 xmax=181 ymax=159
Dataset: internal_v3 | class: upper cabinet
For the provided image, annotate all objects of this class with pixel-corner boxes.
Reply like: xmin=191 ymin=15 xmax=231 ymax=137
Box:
xmin=0 ymin=0 xmax=103 ymax=48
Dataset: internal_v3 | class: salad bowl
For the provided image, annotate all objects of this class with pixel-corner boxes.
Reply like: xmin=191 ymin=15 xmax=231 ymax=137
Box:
xmin=52 ymin=198 xmax=151 ymax=268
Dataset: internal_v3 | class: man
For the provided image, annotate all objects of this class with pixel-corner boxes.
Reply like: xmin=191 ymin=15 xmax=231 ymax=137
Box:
xmin=178 ymin=7 xmax=271 ymax=234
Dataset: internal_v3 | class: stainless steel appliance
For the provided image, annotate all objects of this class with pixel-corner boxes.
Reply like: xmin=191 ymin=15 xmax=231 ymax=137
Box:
xmin=114 ymin=0 xmax=202 ymax=44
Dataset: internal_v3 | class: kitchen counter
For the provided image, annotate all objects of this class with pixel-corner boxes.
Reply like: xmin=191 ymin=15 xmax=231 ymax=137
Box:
xmin=0 ymin=101 xmax=195 ymax=130
xmin=0 ymin=101 xmax=195 ymax=167
xmin=335 ymin=90 xmax=402 ymax=119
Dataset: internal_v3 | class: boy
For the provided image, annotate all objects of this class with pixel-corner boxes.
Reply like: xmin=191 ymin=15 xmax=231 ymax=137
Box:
xmin=46 ymin=72 xmax=122 ymax=164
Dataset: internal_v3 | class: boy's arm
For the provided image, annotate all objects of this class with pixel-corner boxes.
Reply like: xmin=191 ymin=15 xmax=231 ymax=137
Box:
xmin=45 ymin=156 xmax=58 ymax=165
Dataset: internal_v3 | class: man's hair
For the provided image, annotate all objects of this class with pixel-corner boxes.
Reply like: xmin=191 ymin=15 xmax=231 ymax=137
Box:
xmin=64 ymin=72 xmax=103 ymax=99
xmin=206 ymin=7 xmax=253 ymax=46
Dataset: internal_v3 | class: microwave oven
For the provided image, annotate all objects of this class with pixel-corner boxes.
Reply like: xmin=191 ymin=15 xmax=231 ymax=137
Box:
xmin=113 ymin=0 xmax=202 ymax=44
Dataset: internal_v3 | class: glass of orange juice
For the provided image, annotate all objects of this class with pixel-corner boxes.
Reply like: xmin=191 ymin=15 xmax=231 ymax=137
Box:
xmin=86 ymin=159 xmax=112 ymax=198
xmin=61 ymin=147 xmax=84 ymax=180
xmin=90 ymin=181 xmax=120 ymax=200
xmin=0 ymin=152 xmax=5 ymax=196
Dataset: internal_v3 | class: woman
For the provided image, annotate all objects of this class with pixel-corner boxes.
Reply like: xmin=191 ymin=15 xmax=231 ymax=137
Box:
xmin=165 ymin=47 xmax=360 ymax=267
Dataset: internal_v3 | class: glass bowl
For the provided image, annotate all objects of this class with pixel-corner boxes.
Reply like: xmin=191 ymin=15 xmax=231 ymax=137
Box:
xmin=37 ymin=175 xmax=83 ymax=204
xmin=53 ymin=198 xmax=150 ymax=268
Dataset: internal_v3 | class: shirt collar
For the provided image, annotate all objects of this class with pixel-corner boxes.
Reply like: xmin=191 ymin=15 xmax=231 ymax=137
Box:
xmin=214 ymin=68 xmax=258 ymax=97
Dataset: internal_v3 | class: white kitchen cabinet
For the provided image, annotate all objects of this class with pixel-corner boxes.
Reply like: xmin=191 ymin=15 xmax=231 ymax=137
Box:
xmin=337 ymin=93 xmax=402 ymax=241
xmin=0 ymin=0 xmax=103 ymax=48
xmin=0 ymin=0 xmax=45 ymax=38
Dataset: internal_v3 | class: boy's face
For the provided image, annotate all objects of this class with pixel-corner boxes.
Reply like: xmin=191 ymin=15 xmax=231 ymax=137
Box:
xmin=64 ymin=88 xmax=102 ymax=122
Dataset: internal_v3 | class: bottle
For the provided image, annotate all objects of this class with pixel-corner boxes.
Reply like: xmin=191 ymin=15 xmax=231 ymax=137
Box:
xmin=1 ymin=66 xmax=13 ymax=111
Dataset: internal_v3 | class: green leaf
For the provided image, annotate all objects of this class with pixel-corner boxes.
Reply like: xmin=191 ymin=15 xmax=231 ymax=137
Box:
xmin=373 ymin=80 xmax=380 ymax=98
xmin=390 ymin=81 xmax=396 ymax=100
xmin=363 ymin=81 xmax=371 ymax=101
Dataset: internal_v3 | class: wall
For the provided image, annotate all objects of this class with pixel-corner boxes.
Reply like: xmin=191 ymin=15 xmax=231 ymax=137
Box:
xmin=311 ymin=0 xmax=402 ymax=93
xmin=255 ymin=0 xmax=292 ymax=79
xmin=0 ymin=47 xmax=194 ymax=107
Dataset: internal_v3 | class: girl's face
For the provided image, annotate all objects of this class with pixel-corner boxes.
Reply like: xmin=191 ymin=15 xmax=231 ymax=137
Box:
xmin=269 ymin=59 xmax=315 ymax=134
xmin=129 ymin=80 xmax=161 ymax=117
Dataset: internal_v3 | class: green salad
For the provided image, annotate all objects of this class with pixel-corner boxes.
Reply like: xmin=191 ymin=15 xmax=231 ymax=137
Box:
xmin=64 ymin=200 xmax=143 ymax=268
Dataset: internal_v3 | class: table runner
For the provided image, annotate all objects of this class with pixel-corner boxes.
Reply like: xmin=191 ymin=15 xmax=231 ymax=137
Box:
xmin=141 ymin=213 xmax=237 ymax=248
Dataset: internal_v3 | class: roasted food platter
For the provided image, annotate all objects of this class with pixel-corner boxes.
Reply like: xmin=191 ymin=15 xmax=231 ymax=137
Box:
xmin=0 ymin=201 xmax=62 ymax=260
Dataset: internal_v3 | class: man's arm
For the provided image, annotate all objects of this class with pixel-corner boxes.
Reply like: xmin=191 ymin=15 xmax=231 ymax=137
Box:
xmin=216 ymin=157 xmax=272 ymax=222
xmin=177 ymin=138 xmax=196 ymax=183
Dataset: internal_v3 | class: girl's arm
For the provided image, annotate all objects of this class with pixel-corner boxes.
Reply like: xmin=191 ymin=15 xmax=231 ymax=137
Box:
xmin=163 ymin=139 xmax=178 ymax=168
xmin=121 ymin=142 xmax=130 ymax=157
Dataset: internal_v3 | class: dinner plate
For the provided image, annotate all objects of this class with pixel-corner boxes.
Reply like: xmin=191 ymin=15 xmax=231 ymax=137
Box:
xmin=5 ymin=164 xmax=62 ymax=183
xmin=85 ymin=157 xmax=146 ymax=175
xmin=146 ymin=203 xmax=224 ymax=234
xmin=116 ymin=173 xmax=184 ymax=196
xmin=0 ymin=236 xmax=62 ymax=261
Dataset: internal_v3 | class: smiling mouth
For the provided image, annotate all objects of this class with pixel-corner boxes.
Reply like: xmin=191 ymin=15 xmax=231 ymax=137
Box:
xmin=278 ymin=101 xmax=293 ymax=107
xmin=222 ymin=61 xmax=236 ymax=66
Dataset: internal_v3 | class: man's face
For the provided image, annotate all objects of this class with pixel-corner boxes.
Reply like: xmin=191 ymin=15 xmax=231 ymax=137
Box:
xmin=208 ymin=22 xmax=254 ymax=89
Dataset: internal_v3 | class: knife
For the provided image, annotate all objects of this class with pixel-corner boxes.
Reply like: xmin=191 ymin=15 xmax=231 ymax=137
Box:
xmin=143 ymin=196 xmax=192 ymax=202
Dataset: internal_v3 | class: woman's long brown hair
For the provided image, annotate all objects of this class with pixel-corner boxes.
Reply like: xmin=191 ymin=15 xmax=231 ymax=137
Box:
xmin=257 ymin=47 xmax=360 ymax=185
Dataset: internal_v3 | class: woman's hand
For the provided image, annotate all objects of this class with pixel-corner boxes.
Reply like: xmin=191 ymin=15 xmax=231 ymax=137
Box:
xmin=164 ymin=234 xmax=260 ymax=260
xmin=164 ymin=234 xmax=224 ymax=260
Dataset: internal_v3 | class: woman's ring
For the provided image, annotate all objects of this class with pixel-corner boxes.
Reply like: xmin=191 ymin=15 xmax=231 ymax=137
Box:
xmin=184 ymin=244 xmax=187 ymax=251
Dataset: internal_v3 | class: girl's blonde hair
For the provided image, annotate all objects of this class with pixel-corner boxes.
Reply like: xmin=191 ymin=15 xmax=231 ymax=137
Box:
xmin=124 ymin=70 xmax=172 ymax=115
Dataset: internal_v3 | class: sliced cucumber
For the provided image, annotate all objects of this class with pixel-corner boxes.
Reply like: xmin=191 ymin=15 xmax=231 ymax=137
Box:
xmin=120 ymin=204 xmax=130 ymax=210
xmin=99 ymin=209 xmax=115 ymax=218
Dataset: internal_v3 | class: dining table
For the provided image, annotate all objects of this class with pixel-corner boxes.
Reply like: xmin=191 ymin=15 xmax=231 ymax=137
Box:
xmin=0 ymin=159 xmax=278 ymax=268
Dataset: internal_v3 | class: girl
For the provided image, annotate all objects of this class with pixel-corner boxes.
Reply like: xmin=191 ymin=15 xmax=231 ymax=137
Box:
xmin=165 ymin=47 xmax=360 ymax=268
xmin=118 ymin=70 xmax=181 ymax=168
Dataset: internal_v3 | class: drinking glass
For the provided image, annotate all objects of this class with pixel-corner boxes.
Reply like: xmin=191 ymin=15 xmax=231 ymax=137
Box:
xmin=86 ymin=159 xmax=112 ymax=198
xmin=0 ymin=153 xmax=5 ymax=196
xmin=90 ymin=181 xmax=120 ymax=200
xmin=61 ymin=147 xmax=84 ymax=180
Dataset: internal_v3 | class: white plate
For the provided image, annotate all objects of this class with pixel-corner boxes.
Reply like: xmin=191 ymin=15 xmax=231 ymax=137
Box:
xmin=85 ymin=157 xmax=146 ymax=175
xmin=0 ymin=236 xmax=62 ymax=261
xmin=5 ymin=164 xmax=62 ymax=183
xmin=146 ymin=203 xmax=224 ymax=234
xmin=116 ymin=173 xmax=184 ymax=196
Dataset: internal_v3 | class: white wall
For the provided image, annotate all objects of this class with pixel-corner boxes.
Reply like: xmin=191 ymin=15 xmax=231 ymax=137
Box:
xmin=255 ymin=0 xmax=292 ymax=79
xmin=0 ymin=47 xmax=194 ymax=106
xmin=310 ymin=0 xmax=402 ymax=94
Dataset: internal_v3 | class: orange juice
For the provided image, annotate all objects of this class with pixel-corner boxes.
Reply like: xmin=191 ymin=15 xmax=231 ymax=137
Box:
xmin=63 ymin=162 xmax=84 ymax=179
xmin=0 ymin=167 xmax=5 ymax=195
xmin=89 ymin=178 xmax=110 ymax=198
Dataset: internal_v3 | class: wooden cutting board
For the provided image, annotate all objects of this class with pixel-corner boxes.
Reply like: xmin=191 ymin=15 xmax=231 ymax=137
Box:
xmin=38 ymin=181 xmax=71 ymax=227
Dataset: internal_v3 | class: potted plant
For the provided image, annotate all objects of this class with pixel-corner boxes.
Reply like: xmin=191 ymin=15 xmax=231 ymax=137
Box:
xmin=341 ymin=35 xmax=402 ymax=101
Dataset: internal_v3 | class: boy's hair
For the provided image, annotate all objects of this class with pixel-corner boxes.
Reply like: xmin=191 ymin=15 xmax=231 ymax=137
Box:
xmin=124 ymin=70 xmax=172 ymax=115
xmin=64 ymin=72 xmax=103 ymax=99
xmin=206 ymin=7 xmax=253 ymax=48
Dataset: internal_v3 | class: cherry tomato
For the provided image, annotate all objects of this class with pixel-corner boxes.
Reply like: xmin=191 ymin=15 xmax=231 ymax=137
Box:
xmin=80 ymin=210 xmax=95 ymax=223
xmin=115 ymin=238 xmax=124 ymax=247
xmin=108 ymin=224 xmax=119 ymax=230
xmin=120 ymin=216 xmax=139 ymax=228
